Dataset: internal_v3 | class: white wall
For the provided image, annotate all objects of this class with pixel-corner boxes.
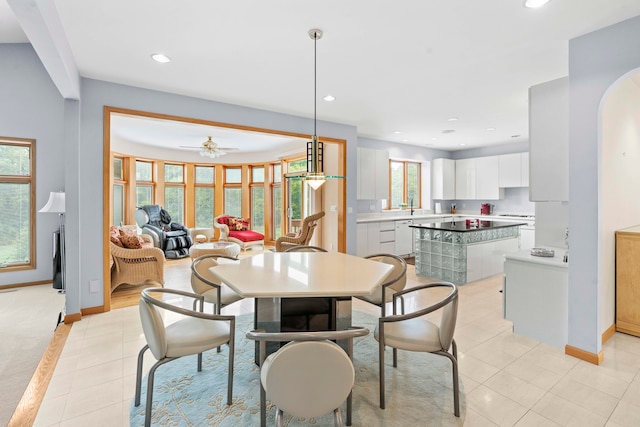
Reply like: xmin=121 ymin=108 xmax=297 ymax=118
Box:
xmin=600 ymin=73 xmax=640 ymax=333
xmin=569 ymin=14 xmax=640 ymax=354
xmin=535 ymin=202 xmax=568 ymax=249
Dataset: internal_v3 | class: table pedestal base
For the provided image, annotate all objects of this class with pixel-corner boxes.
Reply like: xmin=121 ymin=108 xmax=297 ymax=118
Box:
xmin=254 ymin=297 xmax=352 ymax=363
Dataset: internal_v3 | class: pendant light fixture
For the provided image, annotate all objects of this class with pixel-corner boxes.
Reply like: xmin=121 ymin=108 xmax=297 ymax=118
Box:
xmin=305 ymin=28 xmax=326 ymax=190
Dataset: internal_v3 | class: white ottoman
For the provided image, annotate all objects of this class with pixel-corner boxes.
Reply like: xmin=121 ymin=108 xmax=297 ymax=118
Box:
xmin=189 ymin=241 xmax=241 ymax=259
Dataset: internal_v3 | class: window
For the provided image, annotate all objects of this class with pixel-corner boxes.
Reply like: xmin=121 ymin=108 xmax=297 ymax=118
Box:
xmin=135 ymin=160 xmax=154 ymax=206
xmin=164 ymin=164 xmax=185 ymax=224
xmin=113 ymin=156 xmax=125 ymax=226
xmin=272 ymin=163 xmax=282 ymax=239
xmin=194 ymin=166 xmax=214 ymax=228
xmin=250 ymin=166 xmax=265 ymax=233
xmin=0 ymin=138 xmax=35 ymax=271
xmin=224 ymin=167 xmax=242 ymax=217
xmin=390 ymin=160 xmax=421 ymax=209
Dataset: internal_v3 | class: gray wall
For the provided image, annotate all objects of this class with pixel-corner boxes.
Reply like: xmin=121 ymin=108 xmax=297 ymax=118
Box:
xmin=0 ymin=44 xmax=66 ymax=287
xmin=77 ymin=78 xmax=358 ymax=310
xmin=569 ymin=14 xmax=640 ymax=354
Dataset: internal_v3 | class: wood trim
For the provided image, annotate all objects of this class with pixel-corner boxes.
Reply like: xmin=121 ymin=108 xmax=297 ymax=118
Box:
xmin=8 ymin=323 xmax=71 ymax=427
xmin=602 ymin=323 xmax=616 ymax=344
xmin=0 ymin=280 xmax=51 ymax=290
xmin=103 ymin=107 xmax=112 ymax=312
xmin=81 ymin=305 xmax=105 ymax=316
xmin=565 ymin=344 xmax=604 ymax=365
xmin=63 ymin=312 xmax=81 ymax=324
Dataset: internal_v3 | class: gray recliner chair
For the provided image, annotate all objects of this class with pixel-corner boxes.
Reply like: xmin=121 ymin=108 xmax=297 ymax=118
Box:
xmin=135 ymin=205 xmax=193 ymax=259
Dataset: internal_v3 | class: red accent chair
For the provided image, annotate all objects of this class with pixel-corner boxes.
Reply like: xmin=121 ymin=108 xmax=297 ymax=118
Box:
xmin=214 ymin=215 xmax=265 ymax=251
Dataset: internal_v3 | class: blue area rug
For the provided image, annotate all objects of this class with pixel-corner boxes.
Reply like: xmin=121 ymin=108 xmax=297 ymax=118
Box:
xmin=130 ymin=311 xmax=465 ymax=426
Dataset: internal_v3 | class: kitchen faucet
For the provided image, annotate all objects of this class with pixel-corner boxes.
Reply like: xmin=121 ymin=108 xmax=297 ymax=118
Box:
xmin=410 ymin=198 xmax=414 ymax=216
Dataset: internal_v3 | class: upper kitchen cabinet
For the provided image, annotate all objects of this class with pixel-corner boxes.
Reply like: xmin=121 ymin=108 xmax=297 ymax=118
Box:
xmin=455 ymin=158 xmax=476 ymax=199
xmin=357 ymin=147 xmax=389 ymax=200
xmin=476 ymin=156 xmax=504 ymax=200
xmin=499 ymin=153 xmax=529 ymax=187
xmin=431 ymin=158 xmax=456 ymax=200
xmin=529 ymin=77 xmax=568 ymax=202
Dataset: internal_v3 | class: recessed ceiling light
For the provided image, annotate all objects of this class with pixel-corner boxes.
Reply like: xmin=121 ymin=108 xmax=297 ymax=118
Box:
xmin=459 ymin=143 xmax=466 ymax=146
xmin=511 ymin=134 xmax=521 ymax=138
xmin=402 ymin=139 xmax=409 ymax=142
xmin=442 ymin=129 xmax=456 ymax=134
xmin=485 ymin=127 xmax=496 ymax=131
xmin=431 ymin=137 xmax=438 ymax=141
xmin=151 ymin=53 xmax=171 ymax=63
xmin=524 ymin=0 xmax=551 ymax=8
xmin=323 ymin=95 xmax=335 ymax=102
xmin=447 ymin=117 xmax=459 ymax=122
xmin=393 ymin=130 xmax=402 ymax=134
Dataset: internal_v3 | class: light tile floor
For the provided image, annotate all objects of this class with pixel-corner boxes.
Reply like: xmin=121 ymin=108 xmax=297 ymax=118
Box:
xmin=33 ymin=257 xmax=640 ymax=426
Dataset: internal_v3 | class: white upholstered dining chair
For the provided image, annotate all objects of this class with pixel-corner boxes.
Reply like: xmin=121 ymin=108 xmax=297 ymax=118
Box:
xmin=246 ymin=328 xmax=369 ymax=427
xmin=374 ymin=281 xmax=460 ymax=416
xmin=134 ymin=287 xmax=235 ymax=427
xmin=190 ymin=254 xmax=242 ymax=314
xmin=355 ymin=253 xmax=407 ymax=317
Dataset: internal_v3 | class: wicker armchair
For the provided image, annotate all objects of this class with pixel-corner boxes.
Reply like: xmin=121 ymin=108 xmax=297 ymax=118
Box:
xmin=275 ymin=211 xmax=325 ymax=252
xmin=110 ymin=234 xmax=166 ymax=292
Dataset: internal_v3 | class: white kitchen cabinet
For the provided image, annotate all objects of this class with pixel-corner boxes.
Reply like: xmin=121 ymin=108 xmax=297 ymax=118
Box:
xmin=499 ymin=152 xmax=530 ymax=188
xmin=356 ymin=221 xmax=396 ymax=256
xmin=504 ymin=249 xmax=568 ymax=348
xmin=394 ymin=220 xmax=413 ymax=256
xmin=521 ymin=152 xmax=529 ymax=187
xmin=520 ymin=227 xmax=535 ymax=251
xmin=357 ymin=147 xmax=389 ymax=200
xmin=476 ymin=156 xmax=504 ymax=200
xmin=455 ymin=158 xmax=476 ymax=200
xmin=529 ymin=77 xmax=568 ymax=202
xmin=431 ymin=158 xmax=456 ymax=200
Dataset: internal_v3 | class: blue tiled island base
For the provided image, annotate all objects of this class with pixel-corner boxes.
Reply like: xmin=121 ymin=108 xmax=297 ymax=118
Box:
xmin=412 ymin=222 xmax=522 ymax=285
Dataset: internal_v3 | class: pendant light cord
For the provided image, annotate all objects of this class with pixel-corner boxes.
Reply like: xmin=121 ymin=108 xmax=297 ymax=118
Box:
xmin=313 ymin=30 xmax=317 ymax=138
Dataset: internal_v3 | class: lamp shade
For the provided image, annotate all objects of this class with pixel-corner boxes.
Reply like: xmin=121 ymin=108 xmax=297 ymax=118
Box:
xmin=39 ymin=191 xmax=65 ymax=213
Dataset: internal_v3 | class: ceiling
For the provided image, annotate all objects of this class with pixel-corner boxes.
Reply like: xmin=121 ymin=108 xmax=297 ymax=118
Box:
xmin=3 ymin=0 xmax=640 ymax=152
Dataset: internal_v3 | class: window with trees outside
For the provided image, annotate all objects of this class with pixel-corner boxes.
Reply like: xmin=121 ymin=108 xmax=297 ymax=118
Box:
xmin=272 ymin=163 xmax=282 ymax=239
xmin=390 ymin=160 xmax=421 ymax=209
xmin=164 ymin=163 xmax=185 ymax=224
xmin=0 ymin=137 xmax=35 ymax=271
xmin=194 ymin=165 xmax=214 ymax=228
xmin=224 ymin=167 xmax=242 ymax=218
xmin=250 ymin=166 xmax=265 ymax=233
xmin=113 ymin=156 xmax=125 ymax=226
xmin=135 ymin=160 xmax=154 ymax=207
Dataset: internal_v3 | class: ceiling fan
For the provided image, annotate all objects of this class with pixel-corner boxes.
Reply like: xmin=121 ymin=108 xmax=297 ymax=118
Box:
xmin=180 ymin=136 xmax=238 ymax=158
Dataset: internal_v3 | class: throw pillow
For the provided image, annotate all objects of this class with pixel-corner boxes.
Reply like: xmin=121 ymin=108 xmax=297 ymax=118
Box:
xmin=109 ymin=226 xmax=124 ymax=247
xmin=230 ymin=217 xmax=249 ymax=231
xmin=119 ymin=228 xmax=143 ymax=249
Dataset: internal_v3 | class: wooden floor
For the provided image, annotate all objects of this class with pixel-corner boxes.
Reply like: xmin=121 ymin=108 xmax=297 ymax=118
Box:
xmin=8 ymin=323 xmax=71 ymax=427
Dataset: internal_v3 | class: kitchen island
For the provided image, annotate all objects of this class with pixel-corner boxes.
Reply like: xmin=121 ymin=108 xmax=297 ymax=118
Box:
xmin=410 ymin=220 xmax=524 ymax=285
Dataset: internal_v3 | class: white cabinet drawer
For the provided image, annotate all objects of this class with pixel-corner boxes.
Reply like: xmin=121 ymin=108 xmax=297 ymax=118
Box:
xmin=379 ymin=230 xmax=395 ymax=243
xmin=379 ymin=221 xmax=395 ymax=231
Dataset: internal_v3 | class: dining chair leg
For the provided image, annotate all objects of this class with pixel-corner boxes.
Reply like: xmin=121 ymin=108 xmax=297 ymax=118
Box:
xmin=379 ymin=335 xmax=386 ymax=409
xmin=275 ymin=408 xmax=284 ymax=427
xmin=334 ymin=408 xmax=344 ymax=427
xmin=392 ymin=347 xmax=398 ymax=367
xmin=143 ymin=358 xmax=176 ymax=427
xmin=346 ymin=391 xmax=352 ymax=425
xmin=227 ymin=339 xmax=235 ymax=405
xmin=437 ymin=349 xmax=460 ymax=417
xmin=134 ymin=345 xmax=149 ymax=407
xmin=197 ymin=352 xmax=203 ymax=371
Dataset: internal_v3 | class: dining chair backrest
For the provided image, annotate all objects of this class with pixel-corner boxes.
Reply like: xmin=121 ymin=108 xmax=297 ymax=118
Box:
xmin=138 ymin=290 xmax=168 ymax=360
xmin=283 ymin=245 xmax=327 ymax=252
xmin=261 ymin=340 xmax=354 ymax=418
xmin=439 ymin=284 xmax=459 ymax=350
xmin=366 ymin=253 xmax=407 ymax=293
xmin=190 ymin=255 xmax=220 ymax=294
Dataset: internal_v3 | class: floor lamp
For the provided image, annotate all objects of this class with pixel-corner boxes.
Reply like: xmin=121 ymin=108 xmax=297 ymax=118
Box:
xmin=39 ymin=191 xmax=66 ymax=294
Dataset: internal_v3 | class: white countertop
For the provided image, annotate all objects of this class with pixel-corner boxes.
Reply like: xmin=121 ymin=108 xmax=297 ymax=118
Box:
xmin=209 ymin=252 xmax=394 ymax=298
xmin=357 ymin=212 xmax=534 ymax=224
xmin=504 ymin=246 xmax=568 ymax=268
